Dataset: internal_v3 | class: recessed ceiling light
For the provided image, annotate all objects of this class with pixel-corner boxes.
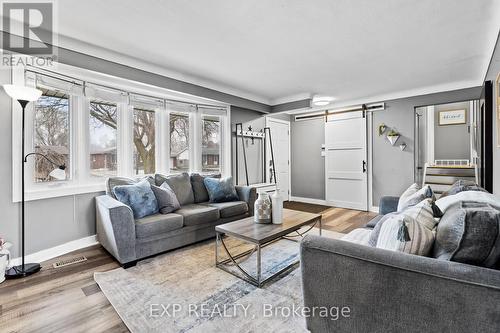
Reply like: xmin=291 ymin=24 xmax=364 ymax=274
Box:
xmin=312 ymin=95 xmax=335 ymax=106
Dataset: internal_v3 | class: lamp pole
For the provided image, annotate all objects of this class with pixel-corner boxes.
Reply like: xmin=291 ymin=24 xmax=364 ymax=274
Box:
xmin=20 ymin=99 xmax=28 ymax=273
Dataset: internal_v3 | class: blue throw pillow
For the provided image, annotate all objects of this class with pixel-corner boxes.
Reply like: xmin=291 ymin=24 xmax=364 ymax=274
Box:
xmin=113 ymin=179 xmax=159 ymax=219
xmin=204 ymin=176 xmax=239 ymax=203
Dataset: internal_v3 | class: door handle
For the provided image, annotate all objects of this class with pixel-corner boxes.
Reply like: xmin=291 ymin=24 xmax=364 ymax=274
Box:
xmin=362 ymin=160 xmax=367 ymax=173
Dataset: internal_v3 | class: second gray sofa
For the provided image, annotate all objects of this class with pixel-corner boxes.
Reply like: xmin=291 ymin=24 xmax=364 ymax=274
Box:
xmin=96 ymin=173 xmax=257 ymax=267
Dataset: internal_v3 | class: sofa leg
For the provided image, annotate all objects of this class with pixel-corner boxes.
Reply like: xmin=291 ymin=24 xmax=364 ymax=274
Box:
xmin=122 ymin=260 xmax=137 ymax=269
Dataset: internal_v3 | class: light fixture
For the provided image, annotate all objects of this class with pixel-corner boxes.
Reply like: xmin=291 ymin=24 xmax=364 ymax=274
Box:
xmin=3 ymin=84 xmax=42 ymax=102
xmin=48 ymin=166 xmax=67 ymax=180
xmin=312 ymin=95 xmax=335 ymax=106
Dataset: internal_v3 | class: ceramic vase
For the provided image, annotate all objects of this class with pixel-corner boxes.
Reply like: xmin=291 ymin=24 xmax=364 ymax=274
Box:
xmin=271 ymin=189 xmax=284 ymax=224
xmin=254 ymin=192 xmax=272 ymax=224
xmin=0 ymin=243 xmax=11 ymax=284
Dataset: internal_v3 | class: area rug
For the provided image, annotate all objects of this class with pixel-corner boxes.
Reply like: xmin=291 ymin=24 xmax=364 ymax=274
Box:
xmin=94 ymin=228 xmax=343 ymax=333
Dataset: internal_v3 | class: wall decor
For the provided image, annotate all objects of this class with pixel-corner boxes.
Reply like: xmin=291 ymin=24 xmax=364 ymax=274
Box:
xmin=386 ymin=129 xmax=400 ymax=146
xmin=438 ymin=109 xmax=466 ymax=126
xmin=378 ymin=123 xmax=387 ymax=136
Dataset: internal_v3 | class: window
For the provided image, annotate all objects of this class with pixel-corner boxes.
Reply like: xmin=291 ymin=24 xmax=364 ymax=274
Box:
xmin=89 ymin=100 xmax=118 ymax=177
xmin=14 ymin=65 xmax=230 ymax=202
xmin=202 ymin=115 xmax=221 ymax=172
xmin=33 ymin=89 xmax=70 ymax=182
xmin=170 ymin=113 xmax=190 ymax=173
xmin=133 ymin=108 xmax=155 ymax=175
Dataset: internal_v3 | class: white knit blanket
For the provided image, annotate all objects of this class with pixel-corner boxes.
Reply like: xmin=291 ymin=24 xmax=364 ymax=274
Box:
xmin=435 ymin=191 xmax=500 ymax=213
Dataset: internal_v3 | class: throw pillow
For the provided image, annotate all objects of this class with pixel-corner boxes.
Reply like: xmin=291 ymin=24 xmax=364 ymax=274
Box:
xmin=397 ymin=184 xmax=434 ymax=212
xmin=342 ymin=228 xmax=372 ymax=246
xmin=113 ymin=179 xmax=159 ymax=219
xmin=190 ymin=173 xmax=221 ymax=203
xmin=106 ymin=176 xmax=155 ymax=199
xmin=151 ymin=182 xmax=181 ymax=214
xmin=440 ymin=180 xmax=488 ymax=199
xmin=155 ymin=173 xmax=195 ymax=206
xmin=369 ymin=198 xmax=437 ymax=247
xmin=204 ymin=176 xmax=239 ymax=203
xmin=375 ymin=214 xmax=435 ymax=256
xmin=433 ymin=201 xmax=500 ymax=268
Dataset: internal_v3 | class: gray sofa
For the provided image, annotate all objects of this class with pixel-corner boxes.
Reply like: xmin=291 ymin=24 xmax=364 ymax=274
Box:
xmin=96 ymin=173 xmax=257 ymax=267
xmin=300 ymin=195 xmax=500 ymax=333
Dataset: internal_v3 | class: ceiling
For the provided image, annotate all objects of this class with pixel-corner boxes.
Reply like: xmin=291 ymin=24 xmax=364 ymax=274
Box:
xmin=53 ymin=0 xmax=500 ymax=106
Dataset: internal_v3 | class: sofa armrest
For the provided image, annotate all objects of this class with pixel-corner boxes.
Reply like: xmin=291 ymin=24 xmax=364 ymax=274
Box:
xmin=95 ymin=195 xmax=136 ymax=264
xmin=300 ymin=235 xmax=500 ymax=333
xmin=235 ymin=185 xmax=257 ymax=216
xmin=379 ymin=195 xmax=399 ymax=215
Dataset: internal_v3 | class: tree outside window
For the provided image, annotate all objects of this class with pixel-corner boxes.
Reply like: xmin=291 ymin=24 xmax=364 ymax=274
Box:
xmin=33 ymin=90 xmax=70 ymax=182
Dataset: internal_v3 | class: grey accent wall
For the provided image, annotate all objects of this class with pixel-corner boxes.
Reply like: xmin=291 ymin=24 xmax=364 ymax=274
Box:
xmin=291 ymin=118 xmax=325 ymax=200
xmin=433 ymin=101 xmax=471 ymax=160
xmin=485 ymin=34 xmax=500 ymax=196
xmin=290 ymin=87 xmax=481 ymax=204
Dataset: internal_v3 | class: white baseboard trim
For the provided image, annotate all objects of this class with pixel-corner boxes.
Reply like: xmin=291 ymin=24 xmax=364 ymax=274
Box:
xmin=370 ymin=206 xmax=380 ymax=213
xmin=8 ymin=235 xmax=98 ymax=267
xmin=289 ymin=196 xmax=330 ymax=206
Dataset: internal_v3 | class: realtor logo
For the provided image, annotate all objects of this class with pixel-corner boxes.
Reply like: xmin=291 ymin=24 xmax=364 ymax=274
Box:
xmin=0 ymin=1 xmax=56 ymax=67
xmin=2 ymin=2 xmax=53 ymax=54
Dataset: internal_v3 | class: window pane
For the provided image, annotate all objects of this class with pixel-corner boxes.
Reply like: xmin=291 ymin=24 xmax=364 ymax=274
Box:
xmin=202 ymin=115 xmax=221 ymax=173
xmin=133 ymin=108 xmax=155 ymax=175
xmin=33 ymin=90 xmax=70 ymax=182
xmin=170 ymin=113 xmax=190 ymax=172
xmin=89 ymin=101 xmax=118 ymax=177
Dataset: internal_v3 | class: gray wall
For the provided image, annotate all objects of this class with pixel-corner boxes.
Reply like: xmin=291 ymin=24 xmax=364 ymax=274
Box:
xmin=290 ymin=87 xmax=481 ymax=205
xmin=485 ymin=34 xmax=500 ymax=197
xmin=433 ymin=101 xmax=471 ymax=160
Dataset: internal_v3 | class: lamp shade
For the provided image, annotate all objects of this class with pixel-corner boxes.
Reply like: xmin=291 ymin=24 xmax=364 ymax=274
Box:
xmin=48 ymin=167 xmax=66 ymax=180
xmin=3 ymin=84 xmax=42 ymax=102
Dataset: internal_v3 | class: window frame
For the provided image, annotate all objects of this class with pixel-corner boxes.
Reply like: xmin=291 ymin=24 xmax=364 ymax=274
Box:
xmin=12 ymin=63 xmax=231 ymax=202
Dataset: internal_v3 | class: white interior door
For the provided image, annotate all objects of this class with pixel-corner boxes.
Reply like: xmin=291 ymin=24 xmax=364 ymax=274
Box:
xmin=266 ymin=118 xmax=290 ymax=201
xmin=325 ymin=111 xmax=368 ymax=210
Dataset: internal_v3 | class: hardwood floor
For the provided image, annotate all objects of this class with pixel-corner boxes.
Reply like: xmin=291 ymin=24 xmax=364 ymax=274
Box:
xmin=0 ymin=203 xmax=376 ymax=333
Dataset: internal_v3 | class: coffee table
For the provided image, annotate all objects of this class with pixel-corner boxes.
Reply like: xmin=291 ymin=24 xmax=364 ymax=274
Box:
xmin=215 ymin=208 xmax=322 ymax=287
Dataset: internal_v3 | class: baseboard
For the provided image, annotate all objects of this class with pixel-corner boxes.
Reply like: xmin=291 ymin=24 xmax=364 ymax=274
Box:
xmin=9 ymin=235 xmax=98 ymax=267
xmin=289 ymin=196 xmax=330 ymax=206
xmin=370 ymin=206 xmax=380 ymax=213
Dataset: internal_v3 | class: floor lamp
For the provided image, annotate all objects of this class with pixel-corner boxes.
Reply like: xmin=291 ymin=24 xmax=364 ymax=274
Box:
xmin=3 ymin=84 xmax=66 ymax=278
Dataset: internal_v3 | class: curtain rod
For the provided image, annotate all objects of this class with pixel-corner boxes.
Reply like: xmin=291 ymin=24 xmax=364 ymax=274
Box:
xmin=25 ymin=66 xmax=227 ymax=111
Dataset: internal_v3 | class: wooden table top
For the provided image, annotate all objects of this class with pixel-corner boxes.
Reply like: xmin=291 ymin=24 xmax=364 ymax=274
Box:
xmin=215 ymin=208 xmax=321 ymax=244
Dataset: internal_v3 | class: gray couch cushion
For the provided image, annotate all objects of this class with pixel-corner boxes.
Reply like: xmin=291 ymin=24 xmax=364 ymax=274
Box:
xmin=106 ymin=176 xmax=154 ymax=199
xmin=155 ymin=173 xmax=195 ymax=206
xmin=433 ymin=201 xmax=500 ymax=268
xmin=135 ymin=213 xmax=183 ymax=239
xmin=191 ymin=173 xmax=221 ymax=203
xmin=175 ymin=204 xmax=220 ymax=226
xmin=207 ymin=201 xmax=248 ymax=218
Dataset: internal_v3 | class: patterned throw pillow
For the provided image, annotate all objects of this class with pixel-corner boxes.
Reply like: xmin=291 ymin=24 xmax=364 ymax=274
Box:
xmin=203 ymin=176 xmax=239 ymax=203
xmin=375 ymin=214 xmax=435 ymax=256
xmin=369 ymin=199 xmax=437 ymax=248
xmin=113 ymin=179 xmax=159 ymax=219
xmin=190 ymin=173 xmax=221 ymax=203
xmin=151 ymin=182 xmax=181 ymax=214
xmin=397 ymin=183 xmax=434 ymax=212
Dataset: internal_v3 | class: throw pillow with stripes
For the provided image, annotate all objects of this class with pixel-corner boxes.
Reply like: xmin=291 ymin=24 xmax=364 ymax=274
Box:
xmin=375 ymin=199 xmax=437 ymax=256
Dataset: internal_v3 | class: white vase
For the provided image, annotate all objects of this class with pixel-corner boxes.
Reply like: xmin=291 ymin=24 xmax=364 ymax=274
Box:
xmin=271 ymin=189 xmax=284 ymax=224
xmin=0 ymin=251 xmax=10 ymax=284
xmin=254 ymin=192 xmax=272 ymax=224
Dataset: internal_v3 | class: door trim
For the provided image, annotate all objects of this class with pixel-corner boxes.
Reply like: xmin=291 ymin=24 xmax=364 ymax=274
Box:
xmin=265 ymin=116 xmax=291 ymax=201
